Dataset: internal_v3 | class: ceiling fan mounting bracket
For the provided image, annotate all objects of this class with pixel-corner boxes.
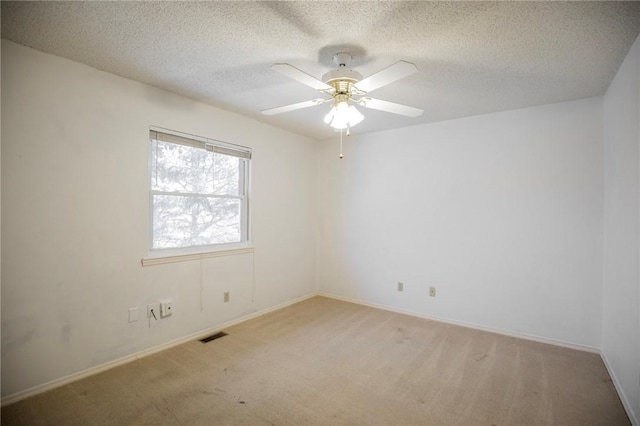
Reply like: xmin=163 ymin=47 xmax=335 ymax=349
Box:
xmin=333 ymin=52 xmax=352 ymax=68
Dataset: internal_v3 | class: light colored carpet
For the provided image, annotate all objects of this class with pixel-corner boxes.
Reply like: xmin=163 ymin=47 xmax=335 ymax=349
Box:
xmin=1 ymin=296 xmax=629 ymax=425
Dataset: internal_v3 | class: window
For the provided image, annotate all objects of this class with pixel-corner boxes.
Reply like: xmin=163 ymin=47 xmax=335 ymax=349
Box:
xmin=149 ymin=129 xmax=251 ymax=253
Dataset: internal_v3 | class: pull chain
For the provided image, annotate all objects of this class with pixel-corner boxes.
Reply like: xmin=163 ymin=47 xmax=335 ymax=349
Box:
xmin=339 ymin=128 xmax=344 ymax=159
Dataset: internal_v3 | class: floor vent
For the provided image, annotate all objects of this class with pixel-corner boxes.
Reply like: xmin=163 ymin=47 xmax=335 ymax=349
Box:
xmin=199 ymin=332 xmax=228 ymax=343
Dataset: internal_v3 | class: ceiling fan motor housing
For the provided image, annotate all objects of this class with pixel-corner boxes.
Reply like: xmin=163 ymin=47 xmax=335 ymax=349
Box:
xmin=323 ymin=52 xmax=364 ymax=97
xmin=322 ymin=67 xmax=364 ymax=105
xmin=322 ymin=68 xmax=363 ymax=86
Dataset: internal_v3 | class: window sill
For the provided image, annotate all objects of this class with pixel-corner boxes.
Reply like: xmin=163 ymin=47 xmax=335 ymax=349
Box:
xmin=141 ymin=246 xmax=254 ymax=267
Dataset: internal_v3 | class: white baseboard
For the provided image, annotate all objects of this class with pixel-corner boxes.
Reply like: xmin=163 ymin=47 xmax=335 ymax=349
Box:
xmin=317 ymin=292 xmax=601 ymax=354
xmin=601 ymin=352 xmax=638 ymax=425
xmin=2 ymin=291 xmax=614 ymax=410
xmin=1 ymin=292 xmax=317 ymax=407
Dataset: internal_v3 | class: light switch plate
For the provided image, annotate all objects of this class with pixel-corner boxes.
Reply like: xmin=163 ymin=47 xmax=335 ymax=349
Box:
xmin=128 ymin=307 xmax=139 ymax=323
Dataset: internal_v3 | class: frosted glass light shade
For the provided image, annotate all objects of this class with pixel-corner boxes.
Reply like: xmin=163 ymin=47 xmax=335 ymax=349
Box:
xmin=324 ymin=102 xmax=364 ymax=129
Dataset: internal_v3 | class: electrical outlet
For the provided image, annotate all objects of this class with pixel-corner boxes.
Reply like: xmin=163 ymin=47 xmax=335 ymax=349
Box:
xmin=224 ymin=291 xmax=230 ymax=303
xmin=397 ymin=282 xmax=404 ymax=292
xmin=160 ymin=300 xmax=173 ymax=317
xmin=429 ymin=287 xmax=436 ymax=297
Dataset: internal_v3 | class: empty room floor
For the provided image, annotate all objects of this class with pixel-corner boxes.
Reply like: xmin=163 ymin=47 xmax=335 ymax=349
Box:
xmin=1 ymin=296 xmax=629 ymax=425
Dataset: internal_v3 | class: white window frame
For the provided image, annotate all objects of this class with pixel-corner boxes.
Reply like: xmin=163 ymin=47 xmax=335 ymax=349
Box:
xmin=147 ymin=127 xmax=252 ymax=258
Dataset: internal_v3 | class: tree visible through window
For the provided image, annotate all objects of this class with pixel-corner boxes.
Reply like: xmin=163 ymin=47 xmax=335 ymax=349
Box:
xmin=149 ymin=130 xmax=250 ymax=252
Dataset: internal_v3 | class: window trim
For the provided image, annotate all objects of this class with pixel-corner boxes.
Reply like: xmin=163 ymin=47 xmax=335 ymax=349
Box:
xmin=141 ymin=246 xmax=254 ymax=267
xmin=147 ymin=126 xmax=252 ymax=258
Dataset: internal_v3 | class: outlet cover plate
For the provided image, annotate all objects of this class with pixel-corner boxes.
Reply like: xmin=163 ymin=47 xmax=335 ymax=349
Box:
xmin=160 ymin=300 xmax=173 ymax=317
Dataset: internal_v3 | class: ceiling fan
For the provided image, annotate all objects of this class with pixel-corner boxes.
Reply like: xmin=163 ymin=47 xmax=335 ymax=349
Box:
xmin=261 ymin=53 xmax=423 ymax=131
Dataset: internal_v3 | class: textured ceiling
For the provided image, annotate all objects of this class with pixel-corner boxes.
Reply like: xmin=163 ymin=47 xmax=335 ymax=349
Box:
xmin=3 ymin=1 xmax=640 ymax=140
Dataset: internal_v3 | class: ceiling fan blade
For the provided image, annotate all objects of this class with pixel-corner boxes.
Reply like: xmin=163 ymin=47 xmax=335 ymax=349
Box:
xmin=261 ymin=98 xmax=329 ymax=116
xmin=359 ymin=98 xmax=424 ymax=117
xmin=271 ymin=63 xmax=333 ymax=92
xmin=354 ymin=61 xmax=418 ymax=93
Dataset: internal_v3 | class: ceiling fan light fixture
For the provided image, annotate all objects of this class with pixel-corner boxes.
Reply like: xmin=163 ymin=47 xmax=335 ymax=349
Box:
xmin=325 ymin=101 xmax=364 ymax=130
xmin=262 ymin=55 xmax=423 ymax=139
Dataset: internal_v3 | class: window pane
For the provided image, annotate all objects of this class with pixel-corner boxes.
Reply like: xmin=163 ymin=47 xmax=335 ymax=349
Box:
xmin=152 ymin=194 xmax=241 ymax=249
xmin=214 ymin=153 xmax=241 ymax=195
xmin=152 ymin=140 xmax=214 ymax=194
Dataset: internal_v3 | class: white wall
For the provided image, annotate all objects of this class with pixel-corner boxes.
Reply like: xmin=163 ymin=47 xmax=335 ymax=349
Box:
xmin=1 ymin=40 xmax=318 ymax=398
xmin=603 ymin=34 xmax=640 ymax=424
xmin=317 ymin=97 xmax=604 ymax=349
xmin=3 ymin=32 xmax=638 ymax=417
